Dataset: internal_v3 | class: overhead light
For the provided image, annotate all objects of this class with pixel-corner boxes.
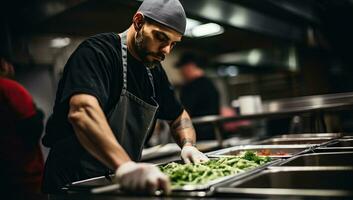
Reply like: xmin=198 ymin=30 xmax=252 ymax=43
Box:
xmin=229 ymin=10 xmax=248 ymax=27
xmin=226 ymin=65 xmax=239 ymax=76
xmin=217 ymin=65 xmax=239 ymax=77
xmin=311 ymin=97 xmax=324 ymax=106
xmin=50 ymin=37 xmax=71 ymax=48
xmin=185 ymin=18 xmax=202 ymax=37
xmin=200 ymin=4 xmax=222 ymax=19
xmin=288 ymin=47 xmax=298 ymax=71
xmin=191 ymin=23 xmax=224 ymax=38
xmin=247 ymin=49 xmax=262 ymax=66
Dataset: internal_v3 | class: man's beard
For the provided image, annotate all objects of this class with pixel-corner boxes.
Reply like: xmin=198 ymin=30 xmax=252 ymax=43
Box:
xmin=135 ymin=29 xmax=165 ymax=69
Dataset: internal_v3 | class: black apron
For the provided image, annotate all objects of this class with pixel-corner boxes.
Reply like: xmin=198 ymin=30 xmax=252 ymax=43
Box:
xmin=42 ymin=31 xmax=159 ymax=193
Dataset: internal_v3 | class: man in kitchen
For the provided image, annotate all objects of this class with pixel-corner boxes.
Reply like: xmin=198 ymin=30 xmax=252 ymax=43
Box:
xmin=176 ymin=52 xmax=221 ymax=140
xmin=42 ymin=0 xmax=209 ymax=194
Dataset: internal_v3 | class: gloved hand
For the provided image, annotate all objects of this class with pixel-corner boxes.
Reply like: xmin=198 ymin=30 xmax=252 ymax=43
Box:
xmin=181 ymin=146 xmax=209 ymax=164
xmin=115 ymin=161 xmax=171 ymax=194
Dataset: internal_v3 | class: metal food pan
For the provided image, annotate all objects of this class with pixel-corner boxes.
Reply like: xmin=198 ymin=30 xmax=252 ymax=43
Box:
xmin=206 ymin=145 xmax=312 ymax=158
xmin=272 ymin=133 xmax=342 ymax=139
xmin=215 ymin=166 xmax=353 ymax=198
xmin=315 ymin=147 xmax=353 ymax=153
xmin=341 ymin=135 xmax=353 ymax=139
xmin=279 ymin=152 xmax=353 ymax=166
xmin=65 ymin=157 xmax=280 ymax=193
xmin=157 ymin=158 xmax=281 ymax=191
xmin=325 ymin=139 xmax=353 ymax=147
xmin=256 ymin=137 xmax=333 ymax=145
xmin=232 ymin=166 xmax=353 ymax=189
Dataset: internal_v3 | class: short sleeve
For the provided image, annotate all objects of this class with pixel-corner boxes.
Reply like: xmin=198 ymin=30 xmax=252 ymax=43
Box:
xmin=59 ymin=41 xmax=113 ymax=110
xmin=156 ymin=66 xmax=183 ymax=120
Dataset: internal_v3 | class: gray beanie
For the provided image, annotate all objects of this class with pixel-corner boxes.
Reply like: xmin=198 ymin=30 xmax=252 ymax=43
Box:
xmin=137 ymin=0 xmax=187 ymax=35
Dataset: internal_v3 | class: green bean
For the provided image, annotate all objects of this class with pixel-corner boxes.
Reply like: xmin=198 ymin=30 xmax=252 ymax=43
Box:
xmin=160 ymin=151 xmax=271 ymax=187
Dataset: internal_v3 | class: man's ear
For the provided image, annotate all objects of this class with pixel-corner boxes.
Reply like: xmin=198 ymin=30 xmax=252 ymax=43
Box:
xmin=132 ymin=12 xmax=145 ymax=31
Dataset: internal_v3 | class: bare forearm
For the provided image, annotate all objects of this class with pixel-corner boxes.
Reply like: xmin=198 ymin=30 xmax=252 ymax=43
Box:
xmin=170 ymin=110 xmax=196 ymax=147
xmin=69 ymin=95 xmax=131 ymax=170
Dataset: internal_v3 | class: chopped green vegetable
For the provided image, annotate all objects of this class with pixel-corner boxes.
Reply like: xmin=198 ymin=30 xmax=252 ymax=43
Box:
xmin=160 ymin=151 xmax=271 ymax=187
xmin=242 ymin=151 xmax=272 ymax=165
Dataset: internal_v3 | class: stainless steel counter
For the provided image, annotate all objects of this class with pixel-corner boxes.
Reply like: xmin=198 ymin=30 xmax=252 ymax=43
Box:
xmin=191 ymin=92 xmax=353 ymax=146
xmin=53 ymin=135 xmax=353 ymax=199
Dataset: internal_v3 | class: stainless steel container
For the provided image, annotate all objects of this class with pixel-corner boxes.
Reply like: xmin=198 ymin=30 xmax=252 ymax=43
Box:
xmin=215 ymin=166 xmax=353 ymax=198
xmin=256 ymin=137 xmax=333 ymax=145
xmin=65 ymin=158 xmax=280 ymax=193
xmin=279 ymin=152 xmax=353 ymax=166
xmin=326 ymin=139 xmax=353 ymax=147
xmin=206 ymin=145 xmax=312 ymax=158
xmin=157 ymin=158 xmax=281 ymax=191
xmin=314 ymin=147 xmax=353 ymax=153
xmin=314 ymin=139 xmax=353 ymax=153
xmin=272 ymin=133 xmax=342 ymax=139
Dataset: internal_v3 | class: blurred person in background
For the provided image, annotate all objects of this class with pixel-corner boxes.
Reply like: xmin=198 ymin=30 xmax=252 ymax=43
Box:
xmin=42 ymin=0 xmax=208 ymax=194
xmin=0 ymin=55 xmax=45 ymax=200
xmin=175 ymin=53 xmax=220 ymax=140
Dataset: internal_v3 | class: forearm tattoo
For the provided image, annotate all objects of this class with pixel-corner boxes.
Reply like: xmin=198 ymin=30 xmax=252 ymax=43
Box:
xmin=171 ymin=118 xmax=194 ymax=131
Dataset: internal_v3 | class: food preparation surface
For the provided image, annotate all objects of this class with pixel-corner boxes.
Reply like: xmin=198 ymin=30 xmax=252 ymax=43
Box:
xmin=58 ymin=134 xmax=353 ymax=199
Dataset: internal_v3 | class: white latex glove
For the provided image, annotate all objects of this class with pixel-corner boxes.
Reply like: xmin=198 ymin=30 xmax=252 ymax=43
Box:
xmin=181 ymin=146 xmax=210 ymax=164
xmin=115 ymin=161 xmax=171 ymax=195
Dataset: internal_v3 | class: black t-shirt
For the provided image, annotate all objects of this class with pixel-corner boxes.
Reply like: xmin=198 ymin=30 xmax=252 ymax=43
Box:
xmin=43 ymin=32 xmax=183 ymax=147
xmin=180 ymin=76 xmax=219 ymax=117
xmin=180 ymin=76 xmax=220 ymax=140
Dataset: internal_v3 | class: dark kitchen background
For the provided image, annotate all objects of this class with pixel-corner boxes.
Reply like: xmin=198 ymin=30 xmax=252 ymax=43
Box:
xmin=1 ymin=0 xmax=353 ymax=158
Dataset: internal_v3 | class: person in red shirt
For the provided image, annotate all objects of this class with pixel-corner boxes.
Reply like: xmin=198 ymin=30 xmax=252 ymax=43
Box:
xmin=0 ymin=56 xmax=46 ymax=200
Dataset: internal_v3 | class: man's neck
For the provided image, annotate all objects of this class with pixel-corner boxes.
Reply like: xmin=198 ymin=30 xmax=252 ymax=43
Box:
xmin=126 ymin=26 xmax=142 ymax=62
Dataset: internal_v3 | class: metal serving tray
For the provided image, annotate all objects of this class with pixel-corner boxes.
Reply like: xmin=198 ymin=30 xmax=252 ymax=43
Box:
xmin=206 ymin=145 xmax=312 ymax=158
xmin=157 ymin=158 xmax=281 ymax=191
xmin=272 ymin=133 xmax=342 ymax=139
xmin=215 ymin=166 xmax=353 ymax=198
xmin=65 ymin=158 xmax=280 ymax=194
xmin=256 ymin=137 xmax=333 ymax=145
xmin=279 ymin=152 xmax=353 ymax=166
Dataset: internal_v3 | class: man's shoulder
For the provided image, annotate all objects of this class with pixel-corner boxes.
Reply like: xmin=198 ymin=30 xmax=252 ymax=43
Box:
xmin=88 ymin=32 xmax=119 ymax=41
xmin=0 ymin=78 xmax=28 ymax=93
xmin=0 ymin=78 xmax=34 ymax=113
xmin=81 ymin=32 xmax=120 ymax=50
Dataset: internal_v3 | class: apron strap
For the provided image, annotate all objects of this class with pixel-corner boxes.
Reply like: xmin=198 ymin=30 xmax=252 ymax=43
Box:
xmin=118 ymin=30 xmax=156 ymax=98
xmin=145 ymin=67 xmax=156 ymax=98
xmin=118 ymin=31 xmax=128 ymax=92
